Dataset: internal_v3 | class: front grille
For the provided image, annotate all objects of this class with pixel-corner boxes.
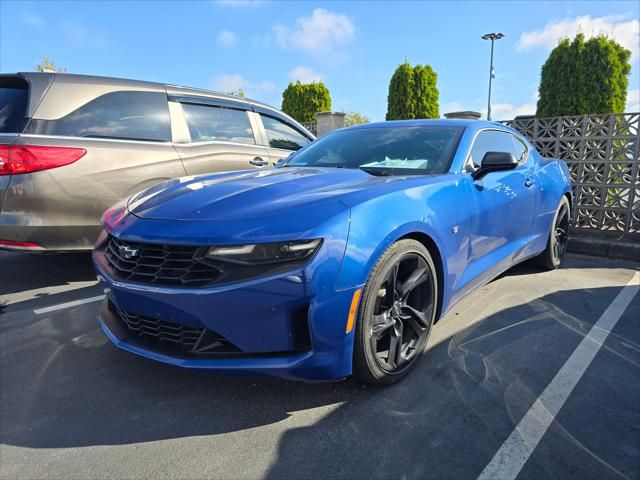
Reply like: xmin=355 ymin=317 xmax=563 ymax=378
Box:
xmin=110 ymin=301 xmax=241 ymax=356
xmin=104 ymin=235 xmax=220 ymax=287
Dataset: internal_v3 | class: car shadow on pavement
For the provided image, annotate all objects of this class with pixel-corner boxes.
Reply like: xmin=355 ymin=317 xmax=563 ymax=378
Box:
xmin=0 ymin=251 xmax=96 ymax=297
xmin=1 ymin=281 xmax=638 ymax=480
xmin=264 ymin=283 xmax=639 ymax=480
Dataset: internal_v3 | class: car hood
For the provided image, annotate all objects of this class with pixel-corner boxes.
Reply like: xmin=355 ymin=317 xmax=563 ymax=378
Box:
xmin=127 ymin=167 xmax=445 ymax=221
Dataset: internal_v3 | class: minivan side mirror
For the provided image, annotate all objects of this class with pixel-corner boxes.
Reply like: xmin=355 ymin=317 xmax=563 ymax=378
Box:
xmin=471 ymin=151 xmax=518 ymax=180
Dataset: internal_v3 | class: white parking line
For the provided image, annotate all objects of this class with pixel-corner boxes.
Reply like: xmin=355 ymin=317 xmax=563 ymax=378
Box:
xmin=477 ymin=272 xmax=640 ymax=480
xmin=33 ymin=295 xmax=105 ymax=315
xmin=0 ymin=280 xmax=98 ymax=306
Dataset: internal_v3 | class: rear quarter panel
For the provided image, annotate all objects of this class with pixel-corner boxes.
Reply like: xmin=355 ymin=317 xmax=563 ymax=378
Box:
xmin=0 ymin=176 xmax=10 ymax=214
xmin=531 ymin=151 xmax=573 ymax=251
xmin=3 ymin=136 xmax=185 ymax=249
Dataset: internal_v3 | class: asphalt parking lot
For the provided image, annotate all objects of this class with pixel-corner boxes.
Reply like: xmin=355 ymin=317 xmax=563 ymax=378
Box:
xmin=0 ymin=251 xmax=638 ymax=480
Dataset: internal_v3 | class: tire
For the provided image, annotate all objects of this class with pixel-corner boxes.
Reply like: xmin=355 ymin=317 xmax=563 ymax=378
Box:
xmin=353 ymin=239 xmax=438 ymax=385
xmin=532 ymin=196 xmax=570 ymax=270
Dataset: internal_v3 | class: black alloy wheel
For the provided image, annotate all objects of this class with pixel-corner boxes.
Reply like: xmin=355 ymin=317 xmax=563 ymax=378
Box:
xmin=354 ymin=239 xmax=438 ymax=385
xmin=533 ymin=196 xmax=571 ymax=270
xmin=552 ymin=201 xmax=570 ymax=263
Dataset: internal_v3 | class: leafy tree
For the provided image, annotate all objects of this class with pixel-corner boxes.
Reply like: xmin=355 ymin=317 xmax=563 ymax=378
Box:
xmin=386 ymin=62 xmax=416 ymax=120
xmin=413 ymin=64 xmax=440 ymax=119
xmin=344 ymin=111 xmax=370 ymax=127
xmin=537 ymin=34 xmax=631 ymax=117
xmin=281 ymin=81 xmax=331 ymax=123
xmin=386 ymin=61 xmax=439 ymax=120
xmin=35 ymin=56 xmax=66 ymax=73
xmin=227 ymin=89 xmax=245 ymax=97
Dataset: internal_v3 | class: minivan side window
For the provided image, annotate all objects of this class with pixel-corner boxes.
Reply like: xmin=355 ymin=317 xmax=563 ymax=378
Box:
xmin=25 ymin=91 xmax=171 ymax=142
xmin=0 ymin=77 xmax=29 ymax=133
xmin=182 ymin=104 xmax=255 ymax=145
xmin=468 ymin=130 xmax=526 ymax=168
xmin=260 ymin=115 xmax=310 ymax=151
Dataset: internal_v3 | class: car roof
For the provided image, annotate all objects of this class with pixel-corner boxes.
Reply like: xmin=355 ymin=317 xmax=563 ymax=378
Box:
xmin=12 ymin=71 xmax=305 ymax=133
xmin=347 ymin=119 xmax=508 ymax=131
xmin=15 ymin=71 xmax=252 ymax=103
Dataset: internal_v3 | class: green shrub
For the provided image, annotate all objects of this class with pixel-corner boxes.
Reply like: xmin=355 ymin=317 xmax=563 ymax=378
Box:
xmin=537 ymin=34 xmax=631 ymax=117
xmin=386 ymin=61 xmax=439 ymax=120
xmin=281 ymin=81 xmax=331 ymax=123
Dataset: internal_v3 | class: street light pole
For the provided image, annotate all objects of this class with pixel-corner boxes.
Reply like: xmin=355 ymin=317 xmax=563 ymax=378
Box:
xmin=481 ymin=32 xmax=504 ymax=121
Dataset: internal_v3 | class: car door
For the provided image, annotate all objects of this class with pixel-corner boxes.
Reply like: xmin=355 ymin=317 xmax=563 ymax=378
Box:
xmin=169 ymin=95 xmax=272 ymax=175
xmin=256 ymin=112 xmax=313 ymax=164
xmin=458 ymin=129 xmax=537 ymax=292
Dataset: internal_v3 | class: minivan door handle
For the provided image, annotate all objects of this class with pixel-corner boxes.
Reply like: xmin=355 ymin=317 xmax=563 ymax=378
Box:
xmin=250 ymin=157 xmax=269 ymax=167
xmin=524 ymin=178 xmax=534 ymax=188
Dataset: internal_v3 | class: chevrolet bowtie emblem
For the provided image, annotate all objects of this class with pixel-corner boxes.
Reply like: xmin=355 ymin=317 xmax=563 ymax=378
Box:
xmin=119 ymin=245 xmax=139 ymax=259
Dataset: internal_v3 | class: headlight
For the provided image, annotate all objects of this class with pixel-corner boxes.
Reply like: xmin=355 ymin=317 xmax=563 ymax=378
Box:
xmin=204 ymin=239 xmax=322 ymax=265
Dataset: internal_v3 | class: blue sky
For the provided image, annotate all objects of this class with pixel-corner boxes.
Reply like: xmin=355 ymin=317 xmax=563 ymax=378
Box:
xmin=1 ymin=0 xmax=638 ymax=121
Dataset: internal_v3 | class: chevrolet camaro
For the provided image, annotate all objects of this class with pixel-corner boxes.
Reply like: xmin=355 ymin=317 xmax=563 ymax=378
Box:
xmin=93 ymin=119 xmax=572 ymax=384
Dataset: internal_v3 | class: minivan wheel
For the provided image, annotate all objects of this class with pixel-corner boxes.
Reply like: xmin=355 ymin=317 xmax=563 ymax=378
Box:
xmin=353 ymin=239 xmax=437 ymax=385
xmin=533 ymin=196 xmax=570 ymax=270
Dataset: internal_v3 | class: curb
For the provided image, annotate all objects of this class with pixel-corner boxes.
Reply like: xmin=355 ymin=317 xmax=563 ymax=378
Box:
xmin=568 ymin=236 xmax=640 ymax=262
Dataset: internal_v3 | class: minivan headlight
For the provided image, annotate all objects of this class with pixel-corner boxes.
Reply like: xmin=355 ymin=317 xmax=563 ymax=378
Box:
xmin=204 ymin=239 xmax=322 ymax=265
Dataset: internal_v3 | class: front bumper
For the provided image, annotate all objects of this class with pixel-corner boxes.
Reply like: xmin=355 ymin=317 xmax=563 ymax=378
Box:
xmin=94 ymin=251 xmax=359 ymax=382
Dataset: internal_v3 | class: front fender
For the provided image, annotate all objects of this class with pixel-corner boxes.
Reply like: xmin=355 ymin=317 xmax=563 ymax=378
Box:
xmin=335 ymin=176 xmax=470 ymax=314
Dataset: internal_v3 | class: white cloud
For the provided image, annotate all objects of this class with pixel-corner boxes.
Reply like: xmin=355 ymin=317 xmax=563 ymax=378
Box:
xmin=289 ymin=66 xmax=326 ymax=83
xmin=441 ymin=101 xmax=536 ymax=120
xmin=213 ymin=74 xmax=249 ymax=92
xmin=212 ymin=74 xmax=275 ymax=98
xmin=488 ymin=103 xmax=537 ymax=121
xmin=274 ymin=8 xmax=355 ymax=60
xmin=440 ymin=101 xmax=467 ymax=115
xmin=517 ymin=14 xmax=640 ymax=58
xmin=22 ymin=11 xmax=44 ymax=28
xmin=216 ymin=30 xmax=237 ymax=48
xmin=627 ymin=89 xmax=640 ymax=112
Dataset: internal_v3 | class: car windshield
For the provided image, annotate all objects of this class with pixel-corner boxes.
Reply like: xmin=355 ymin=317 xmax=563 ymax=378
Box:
xmin=285 ymin=125 xmax=463 ymax=175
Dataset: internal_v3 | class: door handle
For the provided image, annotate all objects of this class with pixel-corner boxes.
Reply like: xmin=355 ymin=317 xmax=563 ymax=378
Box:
xmin=250 ymin=157 xmax=269 ymax=167
xmin=525 ymin=178 xmax=534 ymax=188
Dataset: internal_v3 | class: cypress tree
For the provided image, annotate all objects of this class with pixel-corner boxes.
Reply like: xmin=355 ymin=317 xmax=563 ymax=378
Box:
xmin=537 ymin=34 xmax=631 ymax=117
xmin=414 ymin=64 xmax=440 ymax=119
xmin=386 ymin=61 xmax=439 ymax=120
xmin=386 ymin=62 xmax=417 ymax=120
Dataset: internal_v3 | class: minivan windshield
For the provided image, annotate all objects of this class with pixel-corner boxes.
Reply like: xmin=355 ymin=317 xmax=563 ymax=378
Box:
xmin=285 ymin=125 xmax=463 ymax=175
xmin=0 ymin=79 xmax=28 ymax=133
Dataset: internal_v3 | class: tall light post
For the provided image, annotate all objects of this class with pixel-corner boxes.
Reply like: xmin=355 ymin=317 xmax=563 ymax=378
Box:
xmin=481 ymin=32 xmax=504 ymax=121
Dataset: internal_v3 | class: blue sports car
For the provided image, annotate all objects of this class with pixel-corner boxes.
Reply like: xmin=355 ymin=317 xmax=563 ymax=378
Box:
xmin=93 ymin=119 xmax=572 ymax=384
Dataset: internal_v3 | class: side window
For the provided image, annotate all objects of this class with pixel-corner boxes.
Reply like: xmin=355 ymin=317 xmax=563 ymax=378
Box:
xmin=0 ymin=77 xmax=29 ymax=133
xmin=26 ymin=91 xmax=171 ymax=142
xmin=468 ymin=130 xmax=523 ymax=167
xmin=182 ymin=104 xmax=255 ymax=144
xmin=260 ymin=115 xmax=310 ymax=151
xmin=511 ymin=135 xmax=529 ymax=164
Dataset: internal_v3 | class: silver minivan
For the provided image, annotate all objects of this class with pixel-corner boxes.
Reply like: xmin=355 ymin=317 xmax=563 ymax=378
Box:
xmin=0 ymin=72 xmax=314 ymax=251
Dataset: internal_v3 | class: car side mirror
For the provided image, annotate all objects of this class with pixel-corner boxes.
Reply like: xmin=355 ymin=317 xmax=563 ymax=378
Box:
xmin=472 ymin=151 xmax=518 ymax=180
